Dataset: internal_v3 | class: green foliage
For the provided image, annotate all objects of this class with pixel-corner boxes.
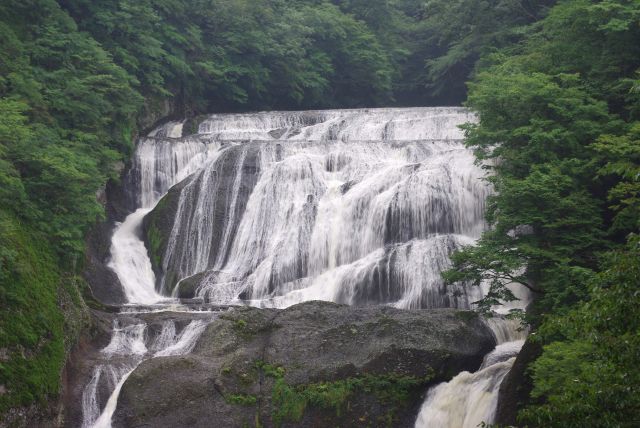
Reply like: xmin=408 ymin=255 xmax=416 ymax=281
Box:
xmin=147 ymin=223 xmax=164 ymax=270
xmin=0 ymin=1 xmax=416 ymax=414
xmin=252 ymin=360 xmax=431 ymax=426
xmin=271 ymin=378 xmax=308 ymax=425
xmin=442 ymin=0 xmax=640 ymax=423
xmin=593 ymin=124 xmax=640 ymax=234
xmin=58 ymin=0 xmax=398 ymax=110
xmin=396 ymin=0 xmax=554 ymax=104
xmin=254 ymin=360 xmax=286 ymax=379
xmin=0 ymin=0 xmax=556 ymax=273
xmin=445 ymin=0 xmax=640 ymax=313
xmin=226 ymin=393 xmax=258 ymax=407
xmin=520 ymin=236 xmax=640 ymax=427
xmin=271 ymin=372 xmax=432 ymax=426
xmin=2 ymin=0 xmax=637 ymax=423
xmin=0 ymin=211 xmax=65 ymax=413
xmin=0 ymin=0 xmax=141 ymax=263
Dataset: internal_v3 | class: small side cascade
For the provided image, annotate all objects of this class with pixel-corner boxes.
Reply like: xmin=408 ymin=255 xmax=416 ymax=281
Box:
xmin=414 ymin=290 xmax=531 ymax=428
xmin=414 ymin=350 xmax=518 ymax=428
xmin=81 ymin=317 xmax=212 ymax=428
xmin=108 ymin=121 xmax=220 ymax=306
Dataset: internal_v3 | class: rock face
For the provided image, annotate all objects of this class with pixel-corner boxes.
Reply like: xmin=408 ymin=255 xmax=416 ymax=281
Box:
xmin=494 ymin=337 xmax=543 ymax=425
xmin=113 ymin=301 xmax=496 ymax=427
xmin=141 ymin=178 xmax=188 ymax=286
xmin=84 ymin=225 xmax=125 ymax=306
xmin=63 ymin=310 xmax=118 ymax=428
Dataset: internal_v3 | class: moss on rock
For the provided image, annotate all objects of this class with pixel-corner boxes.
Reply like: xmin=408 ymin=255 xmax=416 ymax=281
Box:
xmin=0 ymin=211 xmax=90 ymax=424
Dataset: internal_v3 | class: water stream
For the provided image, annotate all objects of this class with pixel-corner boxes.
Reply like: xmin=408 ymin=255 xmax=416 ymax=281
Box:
xmin=82 ymin=318 xmax=210 ymax=427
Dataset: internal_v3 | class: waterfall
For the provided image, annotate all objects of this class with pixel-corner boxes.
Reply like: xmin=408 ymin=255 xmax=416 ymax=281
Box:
xmin=414 ymin=294 xmax=531 ymax=428
xmin=128 ymin=108 xmax=492 ymax=310
xmin=108 ymin=123 xmax=221 ymax=305
xmin=414 ymin=352 xmax=517 ymax=428
xmin=414 ymin=337 xmax=524 ymax=428
xmin=81 ymin=318 xmax=211 ymax=428
xmin=97 ymin=108 xmax=529 ymax=427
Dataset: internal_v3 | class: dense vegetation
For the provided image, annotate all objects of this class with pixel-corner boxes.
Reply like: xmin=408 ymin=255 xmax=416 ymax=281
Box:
xmin=444 ymin=0 xmax=640 ymax=425
xmin=0 ymin=0 xmax=638 ymax=425
xmin=0 ymin=0 xmax=538 ymax=417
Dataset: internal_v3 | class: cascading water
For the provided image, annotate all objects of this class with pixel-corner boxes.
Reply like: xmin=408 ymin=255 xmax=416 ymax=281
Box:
xmin=91 ymin=108 xmax=528 ymax=427
xmin=81 ymin=317 xmax=211 ymax=428
xmin=133 ymin=108 xmax=491 ymax=310
xmin=108 ymin=124 xmax=221 ymax=305
xmin=80 ymin=122 xmax=221 ymax=427
xmin=414 ymin=297 xmax=531 ymax=428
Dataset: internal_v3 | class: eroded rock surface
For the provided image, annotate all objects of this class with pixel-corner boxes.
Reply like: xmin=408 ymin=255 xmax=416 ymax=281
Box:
xmin=114 ymin=301 xmax=495 ymax=427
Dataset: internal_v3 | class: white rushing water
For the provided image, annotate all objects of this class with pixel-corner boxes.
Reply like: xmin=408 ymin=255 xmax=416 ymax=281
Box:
xmin=107 ymin=121 xmax=221 ymax=305
xmin=82 ymin=319 xmax=210 ymax=428
xmin=414 ymin=296 xmax=531 ymax=428
xmin=414 ymin=337 xmax=525 ymax=428
xmin=123 ymin=108 xmax=493 ymax=310
xmin=107 ymin=209 xmax=162 ymax=304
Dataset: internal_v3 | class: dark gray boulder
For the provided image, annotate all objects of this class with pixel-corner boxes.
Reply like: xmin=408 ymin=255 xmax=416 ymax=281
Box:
xmin=83 ymin=221 xmax=126 ymax=306
xmin=113 ymin=301 xmax=495 ymax=427
xmin=494 ymin=337 xmax=543 ymax=426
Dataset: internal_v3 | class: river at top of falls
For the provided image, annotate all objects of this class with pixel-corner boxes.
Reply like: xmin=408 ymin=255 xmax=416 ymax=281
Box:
xmin=113 ymin=107 xmax=493 ymax=310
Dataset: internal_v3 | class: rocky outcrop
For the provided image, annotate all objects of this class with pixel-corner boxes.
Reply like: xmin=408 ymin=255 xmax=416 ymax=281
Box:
xmin=83 ymin=221 xmax=126 ymax=306
xmin=494 ymin=337 xmax=543 ymax=426
xmin=113 ymin=301 xmax=496 ymax=427
xmin=142 ymin=178 xmax=188 ymax=285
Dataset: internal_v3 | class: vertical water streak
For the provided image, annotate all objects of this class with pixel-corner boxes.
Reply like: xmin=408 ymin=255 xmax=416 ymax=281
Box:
xmin=81 ymin=366 xmax=103 ymax=427
xmin=153 ymin=320 xmax=208 ymax=357
xmin=91 ymin=368 xmax=136 ymax=428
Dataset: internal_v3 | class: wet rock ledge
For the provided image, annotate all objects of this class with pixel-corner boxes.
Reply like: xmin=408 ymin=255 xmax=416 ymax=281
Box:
xmin=113 ymin=301 xmax=495 ymax=427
